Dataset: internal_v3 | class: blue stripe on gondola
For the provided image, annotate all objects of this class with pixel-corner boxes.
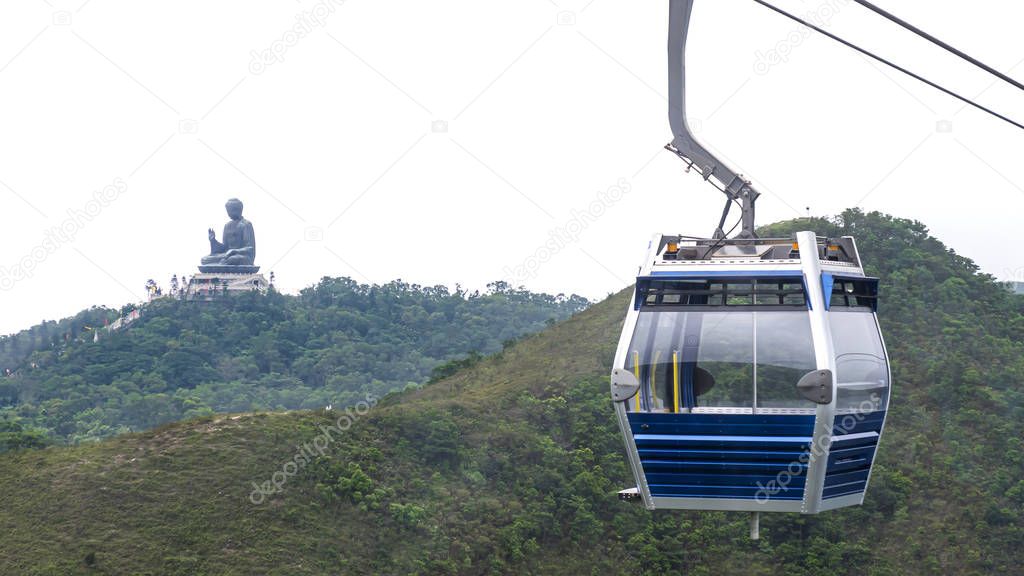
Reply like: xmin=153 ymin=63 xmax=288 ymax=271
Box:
xmin=638 ymin=448 xmax=807 ymax=461
xmin=648 ymin=485 xmax=804 ymax=499
xmin=635 ymin=434 xmax=812 ymax=448
xmin=643 ymin=463 xmax=807 ymax=478
xmin=829 ymin=434 xmax=878 ymax=451
xmin=823 ymin=469 xmax=870 ymax=488
xmin=829 ymin=437 xmax=877 ymax=455
xmin=823 ymin=482 xmax=868 ymax=499
xmin=826 ymin=447 xmax=876 ymax=473
xmin=822 ymin=273 xmax=835 ymax=310
xmin=646 ymin=472 xmax=808 ymax=488
xmin=628 ymin=412 xmax=815 ymax=436
xmin=832 ymin=411 xmax=886 ymax=435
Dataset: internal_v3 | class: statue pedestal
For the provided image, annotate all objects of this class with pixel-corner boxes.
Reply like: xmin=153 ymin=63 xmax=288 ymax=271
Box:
xmin=185 ymin=271 xmax=269 ymax=300
xmin=198 ymin=264 xmax=261 ymax=274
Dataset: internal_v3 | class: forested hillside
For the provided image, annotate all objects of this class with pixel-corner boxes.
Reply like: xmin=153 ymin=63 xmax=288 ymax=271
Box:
xmin=0 ymin=279 xmax=587 ymax=447
xmin=0 ymin=307 xmax=117 ymax=373
xmin=0 ymin=210 xmax=1021 ymax=575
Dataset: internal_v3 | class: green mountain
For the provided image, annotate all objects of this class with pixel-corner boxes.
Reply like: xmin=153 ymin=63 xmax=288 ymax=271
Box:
xmin=1 ymin=210 xmax=1021 ymax=575
xmin=0 ymin=280 xmax=588 ymax=447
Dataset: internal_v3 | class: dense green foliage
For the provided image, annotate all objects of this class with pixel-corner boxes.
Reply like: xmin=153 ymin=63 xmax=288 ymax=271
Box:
xmin=0 ymin=210 xmax=1021 ymax=575
xmin=0 ymin=279 xmax=587 ymax=445
xmin=0 ymin=307 xmax=118 ymax=373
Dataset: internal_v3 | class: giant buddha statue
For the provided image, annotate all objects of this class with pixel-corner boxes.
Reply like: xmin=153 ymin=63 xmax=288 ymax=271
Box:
xmin=199 ymin=198 xmax=259 ymax=273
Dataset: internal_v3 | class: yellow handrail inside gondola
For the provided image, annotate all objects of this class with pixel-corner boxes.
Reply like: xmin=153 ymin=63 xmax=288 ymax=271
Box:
xmin=673 ymin=351 xmax=680 ymax=413
xmin=652 ymin=350 xmax=661 ymax=410
xmin=632 ymin=351 xmax=641 ymax=411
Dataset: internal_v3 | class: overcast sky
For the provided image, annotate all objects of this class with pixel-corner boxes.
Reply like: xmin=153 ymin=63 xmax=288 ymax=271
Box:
xmin=1 ymin=0 xmax=1022 ymax=335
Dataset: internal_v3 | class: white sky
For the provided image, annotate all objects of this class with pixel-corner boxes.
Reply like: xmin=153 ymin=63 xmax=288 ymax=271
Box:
xmin=1 ymin=0 xmax=1022 ymax=335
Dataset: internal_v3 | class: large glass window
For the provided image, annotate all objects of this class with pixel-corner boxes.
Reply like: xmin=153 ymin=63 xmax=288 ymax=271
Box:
xmin=756 ymin=312 xmax=817 ymax=408
xmin=625 ymin=310 xmax=817 ymax=413
xmin=695 ymin=313 xmax=753 ymax=408
xmin=829 ymin=310 xmax=889 ymax=413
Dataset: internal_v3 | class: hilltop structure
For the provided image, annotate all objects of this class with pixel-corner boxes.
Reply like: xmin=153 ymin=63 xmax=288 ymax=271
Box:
xmin=185 ymin=198 xmax=269 ymax=300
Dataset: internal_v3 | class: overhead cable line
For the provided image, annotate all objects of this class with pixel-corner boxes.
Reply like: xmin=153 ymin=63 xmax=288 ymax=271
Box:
xmin=851 ymin=0 xmax=1024 ymax=94
xmin=751 ymin=0 xmax=1024 ymax=132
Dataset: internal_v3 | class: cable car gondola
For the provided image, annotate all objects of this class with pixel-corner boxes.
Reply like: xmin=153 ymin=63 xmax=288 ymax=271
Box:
xmin=610 ymin=0 xmax=891 ymax=534
xmin=611 ymin=233 xmax=890 ymax=517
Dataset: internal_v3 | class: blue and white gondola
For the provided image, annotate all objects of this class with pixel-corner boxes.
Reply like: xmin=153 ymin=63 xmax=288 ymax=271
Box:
xmin=611 ymin=231 xmax=890 ymax=514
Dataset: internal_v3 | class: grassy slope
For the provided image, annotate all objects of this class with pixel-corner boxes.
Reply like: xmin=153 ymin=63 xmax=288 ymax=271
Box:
xmin=2 ymin=214 xmax=1022 ymax=575
xmin=0 ymin=293 xmax=628 ymax=576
